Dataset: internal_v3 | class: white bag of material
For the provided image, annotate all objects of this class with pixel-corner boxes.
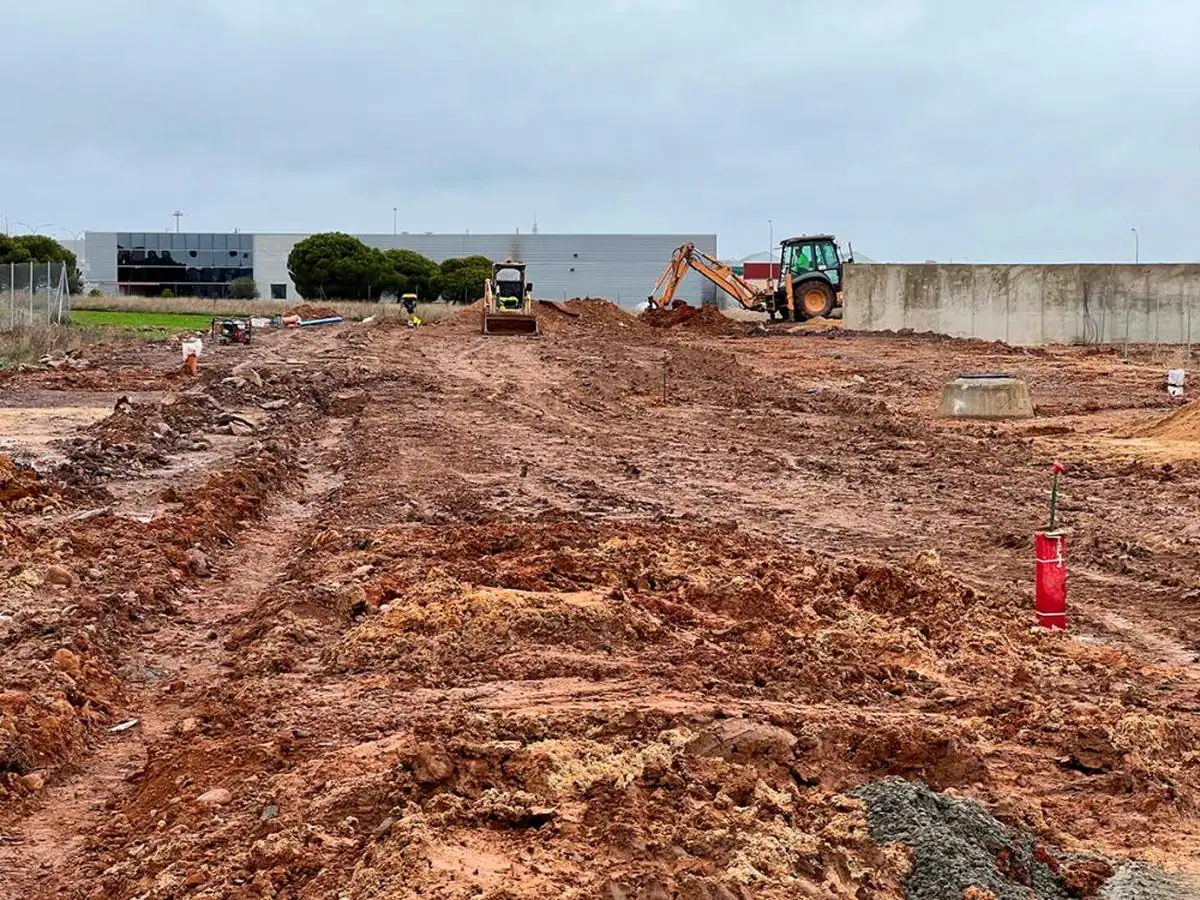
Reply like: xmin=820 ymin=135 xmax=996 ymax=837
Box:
xmin=1167 ymin=369 xmax=1186 ymax=398
xmin=181 ymin=338 xmax=203 ymax=361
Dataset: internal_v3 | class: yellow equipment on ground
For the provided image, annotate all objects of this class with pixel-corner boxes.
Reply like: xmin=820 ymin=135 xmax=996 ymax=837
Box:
xmin=482 ymin=261 xmax=539 ymax=336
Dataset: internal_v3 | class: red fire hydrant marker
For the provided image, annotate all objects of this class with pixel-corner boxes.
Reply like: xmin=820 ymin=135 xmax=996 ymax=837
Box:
xmin=1035 ymin=531 xmax=1068 ymax=630
xmin=1035 ymin=462 xmax=1068 ymax=630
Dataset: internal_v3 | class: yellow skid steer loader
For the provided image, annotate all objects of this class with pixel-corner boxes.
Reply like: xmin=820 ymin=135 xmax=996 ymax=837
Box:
xmin=483 ymin=261 xmax=539 ymax=336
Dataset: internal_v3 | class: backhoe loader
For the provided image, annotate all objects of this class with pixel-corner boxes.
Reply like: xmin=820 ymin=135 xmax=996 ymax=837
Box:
xmin=482 ymin=261 xmax=539 ymax=336
xmin=649 ymin=234 xmax=850 ymax=322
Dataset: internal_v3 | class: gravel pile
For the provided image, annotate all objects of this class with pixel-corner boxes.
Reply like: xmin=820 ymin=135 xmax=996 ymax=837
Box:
xmin=1099 ymin=863 xmax=1200 ymax=900
xmin=853 ymin=779 xmax=1069 ymax=900
xmin=854 ymin=780 xmax=1200 ymax=900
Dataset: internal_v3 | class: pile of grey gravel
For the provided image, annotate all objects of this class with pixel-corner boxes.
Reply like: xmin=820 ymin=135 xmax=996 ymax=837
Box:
xmin=1099 ymin=864 xmax=1200 ymax=900
xmin=853 ymin=780 xmax=1198 ymax=900
xmin=853 ymin=779 xmax=1068 ymax=899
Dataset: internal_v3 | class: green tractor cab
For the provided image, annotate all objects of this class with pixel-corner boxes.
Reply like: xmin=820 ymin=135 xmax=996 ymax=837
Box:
xmin=772 ymin=235 xmax=847 ymax=322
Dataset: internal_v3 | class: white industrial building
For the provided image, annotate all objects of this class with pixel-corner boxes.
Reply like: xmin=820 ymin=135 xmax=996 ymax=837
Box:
xmin=83 ymin=231 xmax=718 ymax=307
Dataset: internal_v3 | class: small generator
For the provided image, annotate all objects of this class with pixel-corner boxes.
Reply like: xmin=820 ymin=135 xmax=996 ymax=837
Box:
xmin=210 ymin=317 xmax=253 ymax=345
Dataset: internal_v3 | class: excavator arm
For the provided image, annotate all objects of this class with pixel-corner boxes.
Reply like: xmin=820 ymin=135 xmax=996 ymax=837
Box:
xmin=649 ymin=243 xmax=770 ymax=311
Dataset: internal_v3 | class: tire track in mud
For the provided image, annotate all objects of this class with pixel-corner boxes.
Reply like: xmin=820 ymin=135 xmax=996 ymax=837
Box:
xmin=0 ymin=417 xmax=347 ymax=896
xmin=10 ymin=322 xmax=1200 ymax=894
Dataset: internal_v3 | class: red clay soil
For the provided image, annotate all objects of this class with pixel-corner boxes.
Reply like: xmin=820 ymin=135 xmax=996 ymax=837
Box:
xmin=0 ymin=454 xmax=55 ymax=506
xmin=1122 ymin=399 xmax=1200 ymax=440
xmin=1 ymin=318 xmax=1199 ymax=897
xmin=642 ymin=303 xmax=741 ymax=332
xmin=439 ymin=299 xmax=485 ymax=333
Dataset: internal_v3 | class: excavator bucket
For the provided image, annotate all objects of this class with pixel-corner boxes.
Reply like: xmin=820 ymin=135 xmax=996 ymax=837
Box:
xmin=482 ymin=310 xmax=539 ymax=336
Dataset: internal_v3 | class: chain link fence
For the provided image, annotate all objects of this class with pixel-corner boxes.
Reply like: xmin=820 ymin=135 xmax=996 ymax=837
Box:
xmin=0 ymin=261 xmax=72 ymax=328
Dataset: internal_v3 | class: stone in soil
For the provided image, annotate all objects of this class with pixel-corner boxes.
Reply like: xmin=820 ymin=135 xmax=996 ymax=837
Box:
xmin=196 ymin=787 xmax=232 ymax=806
xmin=45 ymin=564 xmax=75 ymax=586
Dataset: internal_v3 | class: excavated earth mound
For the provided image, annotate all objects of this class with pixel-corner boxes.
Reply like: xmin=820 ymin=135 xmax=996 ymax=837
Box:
xmin=0 ymin=454 xmax=54 ymax=507
xmin=1122 ymin=401 xmax=1200 ymax=441
xmin=441 ymin=297 xmax=649 ymax=337
xmin=642 ymin=303 xmax=740 ymax=332
xmin=285 ymin=304 xmax=341 ymax=319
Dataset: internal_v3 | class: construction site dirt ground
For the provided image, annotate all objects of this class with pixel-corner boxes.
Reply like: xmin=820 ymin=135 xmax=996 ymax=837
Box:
xmin=1 ymin=300 xmax=1199 ymax=898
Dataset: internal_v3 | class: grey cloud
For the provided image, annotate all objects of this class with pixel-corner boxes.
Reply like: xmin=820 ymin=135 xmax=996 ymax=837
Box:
xmin=1 ymin=0 xmax=1196 ymax=261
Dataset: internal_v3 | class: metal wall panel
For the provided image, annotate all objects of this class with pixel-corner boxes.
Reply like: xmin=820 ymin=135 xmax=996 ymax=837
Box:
xmin=84 ymin=232 xmax=118 ymax=288
xmin=256 ymin=233 xmax=719 ymax=306
xmin=89 ymin=232 xmax=721 ymax=305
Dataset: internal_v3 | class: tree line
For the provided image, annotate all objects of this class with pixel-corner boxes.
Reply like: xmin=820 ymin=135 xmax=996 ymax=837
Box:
xmin=287 ymin=232 xmax=492 ymax=303
xmin=0 ymin=233 xmax=83 ymax=294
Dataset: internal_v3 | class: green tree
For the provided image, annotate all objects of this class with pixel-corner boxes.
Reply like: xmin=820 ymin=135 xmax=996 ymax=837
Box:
xmin=384 ymin=249 xmax=442 ymax=302
xmin=9 ymin=235 xmax=83 ymax=294
xmin=230 ymin=276 xmax=260 ymax=300
xmin=439 ymin=255 xmax=493 ymax=304
xmin=287 ymin=232 xmax=392 ymax=301
xmin=0 ymin=234 xmax=33 ymax=265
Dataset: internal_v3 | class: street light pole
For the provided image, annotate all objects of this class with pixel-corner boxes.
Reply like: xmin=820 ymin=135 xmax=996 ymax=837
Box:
xmin=173 ymin=211 xmax=183 ymax=233
xmin=1131 ymin=227 xmax=1139 ymax=264
xmin=393 ymin=207 xmax=398 ymax=238
xmin=15 ymin=222 xmax=55 ymax=235
xmin=768 ymin=219 xmax=774 ymax=276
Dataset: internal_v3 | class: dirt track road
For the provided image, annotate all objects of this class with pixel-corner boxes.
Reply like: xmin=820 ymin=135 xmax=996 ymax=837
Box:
xmin=1 ymin=305 xmax=1199 ymax=898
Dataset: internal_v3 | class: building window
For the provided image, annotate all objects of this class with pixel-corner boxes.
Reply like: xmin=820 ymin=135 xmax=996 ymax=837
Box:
xmin=116 ymin=231 xmax=253 ymax=297
xmin=270 ymin=283 xmax=288 ymax=300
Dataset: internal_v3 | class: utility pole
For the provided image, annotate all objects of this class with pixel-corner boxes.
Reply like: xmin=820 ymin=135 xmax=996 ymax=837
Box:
xmin=768 ymin=219 xmax=774 ymax=281
xmin=173 ymin=210 xmax=183 ymax=233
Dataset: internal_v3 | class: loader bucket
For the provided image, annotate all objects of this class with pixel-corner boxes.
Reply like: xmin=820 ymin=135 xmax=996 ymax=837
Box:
xmin=483 ymin=313 xmax=540 ymax=336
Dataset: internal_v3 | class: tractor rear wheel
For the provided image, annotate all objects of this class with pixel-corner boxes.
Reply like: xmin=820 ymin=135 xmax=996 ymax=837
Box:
xmin=793 ymin=279 xmax=835 ymax=321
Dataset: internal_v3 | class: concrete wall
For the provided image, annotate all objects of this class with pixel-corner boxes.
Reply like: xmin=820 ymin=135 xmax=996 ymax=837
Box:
xmin=253 ymin=233 xmax=718 ymax=306
xmin=845 ymin=264 xmax=1200 ymax=346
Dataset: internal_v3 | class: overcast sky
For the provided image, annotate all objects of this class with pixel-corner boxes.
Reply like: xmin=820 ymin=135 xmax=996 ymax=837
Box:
xmin=1 ymin=0 xmax=1196 ymax=261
